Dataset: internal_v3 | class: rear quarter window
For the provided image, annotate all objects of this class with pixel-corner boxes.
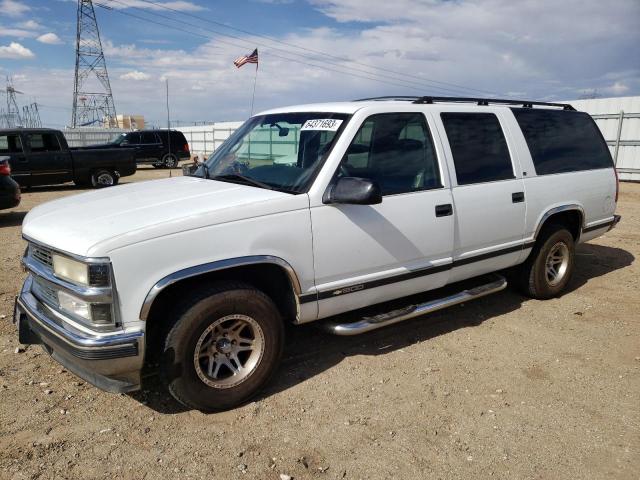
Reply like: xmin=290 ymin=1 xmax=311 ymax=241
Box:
xmin=511 ymin=108 xmax=613 ymax=175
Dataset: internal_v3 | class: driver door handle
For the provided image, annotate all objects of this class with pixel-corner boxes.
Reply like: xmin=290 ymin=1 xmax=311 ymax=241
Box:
xmin=435 ymin=204 xmax=453 ymax=217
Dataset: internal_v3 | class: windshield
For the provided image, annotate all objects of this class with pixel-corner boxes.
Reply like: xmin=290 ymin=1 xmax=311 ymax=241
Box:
xmin=197 ymin=112 xmax=350 ymax=193
xmin=108 ymin=133 xmax=127 ymax=145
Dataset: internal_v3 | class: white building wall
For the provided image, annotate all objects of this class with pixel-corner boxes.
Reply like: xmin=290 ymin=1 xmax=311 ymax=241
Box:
xmin=565 ymin=96 xmax=640 ymax=181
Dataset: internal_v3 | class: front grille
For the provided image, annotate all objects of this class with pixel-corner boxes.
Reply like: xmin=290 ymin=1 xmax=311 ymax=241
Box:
xmin=30 ymin=244 xmax=53 ymax=268
xmin=31 ymin=276 xmax=59 ymax=309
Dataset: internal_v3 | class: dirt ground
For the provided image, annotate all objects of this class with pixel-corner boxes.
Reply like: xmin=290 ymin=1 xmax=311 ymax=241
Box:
xmin=0 ymin=167 xmax=638 ymax=480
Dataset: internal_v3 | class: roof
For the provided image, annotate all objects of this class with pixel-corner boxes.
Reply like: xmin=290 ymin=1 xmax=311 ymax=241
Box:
xmin=0 ymin=128 xmax=59 ymax=133
xmin=257 ymin=96 xmax=575 ymax=116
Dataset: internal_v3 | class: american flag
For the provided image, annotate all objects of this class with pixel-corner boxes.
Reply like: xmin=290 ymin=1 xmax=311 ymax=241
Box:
xmin=234 ymin=48 xmax=258 ymax=68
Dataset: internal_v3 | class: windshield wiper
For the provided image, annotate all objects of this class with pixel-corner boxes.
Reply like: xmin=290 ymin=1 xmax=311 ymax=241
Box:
xmin=211 ymin=173 xmax=277 ymax=190
xmin=211 ymin=173 xmax=297 ymax=194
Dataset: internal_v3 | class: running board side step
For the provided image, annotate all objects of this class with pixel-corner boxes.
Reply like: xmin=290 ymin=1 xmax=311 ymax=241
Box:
xmin=323 ymin=275 xmax=507 ymax=336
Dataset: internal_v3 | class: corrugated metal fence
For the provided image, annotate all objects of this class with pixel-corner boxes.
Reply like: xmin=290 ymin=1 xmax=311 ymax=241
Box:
xmin=63 ymin=128 xmax=128 ymax=147
xmin=567 ymin=96 xmax=640 ymax=181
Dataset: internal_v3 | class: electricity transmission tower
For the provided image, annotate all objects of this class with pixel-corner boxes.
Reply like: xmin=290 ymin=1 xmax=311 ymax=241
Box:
xmin=71 ymin=0 xmax=117 ymax=127
xmin=1 ymin=78 xmax=24 ymax=127
xmin=22 ymin=103 xmax=42 ymax=128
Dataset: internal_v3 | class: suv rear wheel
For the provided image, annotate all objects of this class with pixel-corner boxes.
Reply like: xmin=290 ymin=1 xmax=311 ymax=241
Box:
xmin=163 ymin=153 xmax=179 ymax=169
xmin=518 ymin=225 xmax=575 ymax=299
xmin=160 ymin=282 xmax=284 ymax=411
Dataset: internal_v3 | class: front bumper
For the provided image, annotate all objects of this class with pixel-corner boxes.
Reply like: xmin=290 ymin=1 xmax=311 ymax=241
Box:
xmin=14 ymin=276 xmax=144 ymax=393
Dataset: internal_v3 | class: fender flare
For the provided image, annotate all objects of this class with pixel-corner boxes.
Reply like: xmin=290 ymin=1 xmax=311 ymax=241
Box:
xmin=139 ymin=255 xmax=302 ymax=321
xmin=533 ymin=204 xmax=585 ymax=241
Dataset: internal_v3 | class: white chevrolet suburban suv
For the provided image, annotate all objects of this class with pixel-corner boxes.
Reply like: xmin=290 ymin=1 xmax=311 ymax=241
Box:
xmin=14 ymin=96 xmax=620 ymax=411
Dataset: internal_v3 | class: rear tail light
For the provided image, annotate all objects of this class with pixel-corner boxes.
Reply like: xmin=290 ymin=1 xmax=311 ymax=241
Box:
xmin=0 ymin=162 xmax=10 ymax=176
xmin=183 ymin=143 xmax=190 ymax=153
xmin=614 ymin=167 xmax=619 ymax=203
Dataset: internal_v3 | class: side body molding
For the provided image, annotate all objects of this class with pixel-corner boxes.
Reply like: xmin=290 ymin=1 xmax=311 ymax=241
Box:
xmin=533 ymin=204 xmax=585 ymax=240
xmin=139 ymin=255 xmax=303 ymax=321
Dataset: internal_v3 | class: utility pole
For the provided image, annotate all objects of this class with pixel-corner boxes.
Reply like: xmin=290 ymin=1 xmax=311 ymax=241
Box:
xmin=71 ymin=0 xmax=117 ymax=127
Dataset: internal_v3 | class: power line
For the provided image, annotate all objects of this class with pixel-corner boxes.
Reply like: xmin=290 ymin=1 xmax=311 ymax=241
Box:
xmin=99 ymin=0 xmax=482 ymax=96
xmin=134 ymin=0 xmax=500 ymax=97
xmin=104 ymin=0 xmax=480 ymax=96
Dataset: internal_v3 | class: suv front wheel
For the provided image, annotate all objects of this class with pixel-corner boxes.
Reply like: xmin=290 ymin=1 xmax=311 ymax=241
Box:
xmin=160 ymin=282 xmax=284 ymax=411
xmin=518 ymin=225 xmax=575 ymax=299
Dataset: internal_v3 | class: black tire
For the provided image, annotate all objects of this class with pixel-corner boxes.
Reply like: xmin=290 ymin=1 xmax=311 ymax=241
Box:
xmin=90 ymin=169 xmax=118 ymax=188
xmin=160 ymin=282 xmax=284 ymax=411
xmin=517 ymin=225 xmax=575 ymax=299
xmin=163 ymin=154 xmax=179 ymax=169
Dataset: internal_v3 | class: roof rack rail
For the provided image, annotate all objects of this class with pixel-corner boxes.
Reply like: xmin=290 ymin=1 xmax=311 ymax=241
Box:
xmin=354 ymin=95 xmax=575 ymax=110
xmin=354 ymin=96 xmax=421 ymax=102
xmin=413 ymin=96 xmax=575 ymax=110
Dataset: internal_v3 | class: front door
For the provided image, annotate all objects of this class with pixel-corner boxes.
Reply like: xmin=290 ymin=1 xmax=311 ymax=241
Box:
xmin=310 ymin=112 xmax=455 ymax=319
xmin=24 ymin=132 xmax=73 ymax=186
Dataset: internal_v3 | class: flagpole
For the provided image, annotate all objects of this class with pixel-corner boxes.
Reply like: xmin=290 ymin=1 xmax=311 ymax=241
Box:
xmin=250 ymin=62 xmax=259 ymax=117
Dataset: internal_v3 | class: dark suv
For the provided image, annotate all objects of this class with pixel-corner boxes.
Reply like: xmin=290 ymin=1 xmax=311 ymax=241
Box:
xmin=89 ymin=130 xmax=190 ymax=168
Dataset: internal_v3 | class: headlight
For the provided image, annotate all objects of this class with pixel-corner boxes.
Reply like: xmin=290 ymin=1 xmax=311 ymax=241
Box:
xmin=52 ymin=254 xmax=110 ymax=287
xmin=57 ymin=290 xmax=91 ymax=320
xmin=52 ymin=254 xmax=88 ymax=285
xmin=57 ymin=290 xmax=113 ymax=326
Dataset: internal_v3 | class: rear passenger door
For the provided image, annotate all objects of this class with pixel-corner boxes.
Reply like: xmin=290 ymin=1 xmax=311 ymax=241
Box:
xmin=25 ymin=132 xmax=73 ymax=186
xmin=139 ymin=131 xmax=163 ymax=161
xmin=434 ymin=111 xmax=526 ymax=282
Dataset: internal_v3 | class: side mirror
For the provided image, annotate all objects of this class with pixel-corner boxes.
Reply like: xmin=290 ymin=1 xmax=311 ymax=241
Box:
xmin=324 ymin=177 xmax=382 ymax=205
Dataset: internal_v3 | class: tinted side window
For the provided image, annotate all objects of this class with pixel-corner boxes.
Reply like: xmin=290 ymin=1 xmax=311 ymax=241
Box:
xmin=141 ymin=132 xmax=159 ymax=143
xmin=0 ymin=134 xmax=23 ymax=154
xmin=170 ymin=131 xmax=186 ymax=144
xmin=441 ymin=113 xmax=514 ymax=185
xmin=126 ymin=132 xmax=141 ymax=144
xmin=28 ymin=133 xmax=61 ymax=153
xmin=341 ymin=113 xmax=441 ymax=195
xmin=511 ymin=108 xmax=613 ymax=174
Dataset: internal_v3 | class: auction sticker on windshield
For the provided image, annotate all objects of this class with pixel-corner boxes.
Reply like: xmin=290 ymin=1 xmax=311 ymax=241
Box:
xmin=301 ymin=119 xmax=343 ymax=131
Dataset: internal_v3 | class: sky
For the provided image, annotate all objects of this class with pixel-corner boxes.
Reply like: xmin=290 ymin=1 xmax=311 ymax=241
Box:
xmin=0 ymin=0 xmax=639 ymax=128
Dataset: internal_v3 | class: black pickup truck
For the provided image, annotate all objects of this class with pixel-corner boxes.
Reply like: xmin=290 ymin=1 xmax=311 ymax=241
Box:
xmin=0 ymin=128 xmax=136 ymax=188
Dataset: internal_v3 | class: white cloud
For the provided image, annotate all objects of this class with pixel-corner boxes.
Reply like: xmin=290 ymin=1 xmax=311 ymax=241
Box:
xmin=18 ymin=20 xmax=41 ymax=30
xmin=0 ymin=26 xmax=38 ymax=38
xmin=605 ymin=81 xmax=629 ymax=95
xmin=0 ymin=0 xmax=30 ymax=17
xmin=37 ymin=32 xmax=63 ymax=45
xmin=0 ymin=41 xmax=34 ymax=59
xmin=120 ymin=70 xmax=151 ymax=81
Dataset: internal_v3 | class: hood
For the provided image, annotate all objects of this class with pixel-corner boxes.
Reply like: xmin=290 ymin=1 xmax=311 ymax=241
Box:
xmin=22 ymin=176 xmax=302 ymax=256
